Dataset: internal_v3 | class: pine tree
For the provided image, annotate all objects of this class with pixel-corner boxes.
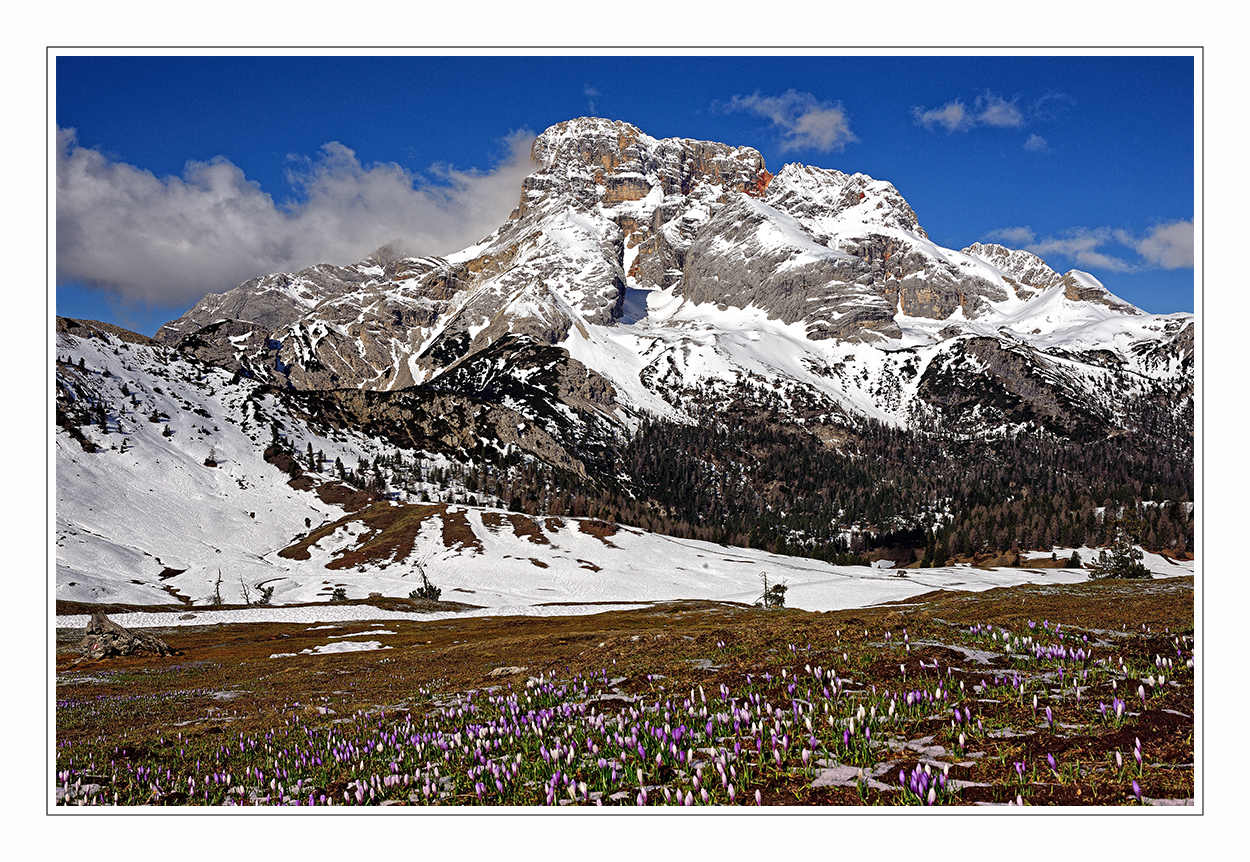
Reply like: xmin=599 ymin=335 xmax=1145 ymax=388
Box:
xmin=1086 ymin=513 xmax=1151 ymax=580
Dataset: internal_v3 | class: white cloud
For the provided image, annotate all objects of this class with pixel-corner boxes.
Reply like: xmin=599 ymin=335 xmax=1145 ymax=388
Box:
xmin=583 ymin=84 xmax=600 ymax=113
xmin=912 ymin=101 xmax=971 ymax=132
xmin=725 ymin=89 xmax=858 ymax=152
xmin=985 ymin=226 xmax=1037 ymax=246
xmin=1130 ymin=220 xmax=1194 ymax=269
xmin=1023 ymin=134 xmax=1049 ymax=152
xmin=914 ymin=92 xmax=1025 ymax=132
xmin=975 ymin=94 xmax=1024 ymax=128
xmin=985 ymin=221 xmax=1195 ymax=274
xmin=1027 ymin=228 xmax=1136 ymax=272
xmin=56 ymin=127 xmax=536 ymax=310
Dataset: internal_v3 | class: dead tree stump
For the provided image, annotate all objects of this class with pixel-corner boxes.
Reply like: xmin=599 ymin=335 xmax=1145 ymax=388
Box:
xmin=75 ymin=611 xmax=180 ymax=663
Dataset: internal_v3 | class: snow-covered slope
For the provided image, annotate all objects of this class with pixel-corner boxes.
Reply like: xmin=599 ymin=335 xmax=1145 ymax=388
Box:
xmin=56 ymin=318 xmax=1191 ymax=617
xmin=56 ymin=320 xmax=485 ymax=607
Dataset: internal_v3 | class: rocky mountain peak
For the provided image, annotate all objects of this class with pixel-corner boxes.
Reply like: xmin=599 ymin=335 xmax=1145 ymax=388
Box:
xmin=515 ymin=117 xmax=772 ymax=219
xmin=530 ymin=117 xmax=654 ymax=173
xmin=765 ymin=163 xmax=924 ymax=237
xmin=1057 ymin=270 xmax=1143 ymax=315
xmin=961 ymin=242 xmax=1062 ymax=289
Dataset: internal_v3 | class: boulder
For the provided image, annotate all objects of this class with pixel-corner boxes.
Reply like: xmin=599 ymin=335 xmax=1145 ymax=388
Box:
xmin=75 ymin=611 xmax=179 ymax=663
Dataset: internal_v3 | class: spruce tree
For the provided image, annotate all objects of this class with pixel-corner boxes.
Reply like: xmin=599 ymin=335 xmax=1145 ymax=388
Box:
xmin=1086 ymin=513 xmax=1152 ymax=580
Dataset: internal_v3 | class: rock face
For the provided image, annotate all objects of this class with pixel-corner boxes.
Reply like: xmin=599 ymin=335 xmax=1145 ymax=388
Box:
xmin=676 ymin=193 xmax=902 ymax=341
xmin=286 ymin=385 xmax=591 ymax=478
xmin=917 ymin=337 xmax=1107 ymax=441
xmin=76 ymin=611 xmax=179 ymax=663
xmin=148 ymin=116 xmax=1187 ymax=451
xmin=160 ymin=253 xmax=475 ymax=390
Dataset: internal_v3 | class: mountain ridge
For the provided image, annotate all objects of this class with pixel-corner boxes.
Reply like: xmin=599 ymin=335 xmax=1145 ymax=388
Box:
xmin=56 ymin=117 xmax=1194 ymax=609
xmin=152 ymin=116 xmax=1189 ymax=447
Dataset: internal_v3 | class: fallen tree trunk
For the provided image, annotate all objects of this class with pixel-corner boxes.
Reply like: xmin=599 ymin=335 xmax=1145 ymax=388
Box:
xmin=75 ymin=611 xmax=180 ymax=663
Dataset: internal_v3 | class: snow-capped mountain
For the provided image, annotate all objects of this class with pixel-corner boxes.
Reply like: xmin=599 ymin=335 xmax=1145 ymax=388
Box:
xmin=155 ymin=117 xmax=1191 ymax=445
xmin=56 ymin=118 xmax=1195 ymax=611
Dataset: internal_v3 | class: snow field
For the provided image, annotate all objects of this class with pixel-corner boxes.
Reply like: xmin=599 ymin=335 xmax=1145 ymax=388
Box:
xmin=55 ymin=513 xmax=1193 ymax=631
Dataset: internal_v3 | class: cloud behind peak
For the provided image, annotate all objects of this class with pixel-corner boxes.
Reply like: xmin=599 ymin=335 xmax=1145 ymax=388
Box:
xmin=56 ymin=126 xmax=536 ymax=310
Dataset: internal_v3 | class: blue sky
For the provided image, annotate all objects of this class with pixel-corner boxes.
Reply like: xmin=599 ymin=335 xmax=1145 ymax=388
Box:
xmin=54 ymin=52 xmax=1196 ymax=336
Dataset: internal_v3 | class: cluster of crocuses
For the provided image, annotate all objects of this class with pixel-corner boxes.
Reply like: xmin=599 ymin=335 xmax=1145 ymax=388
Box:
xmin=57 ymin=686 xmax=214 ymax=723
xmin=897 ymin=761 xmax=956 ymax=806
xmin=57 ymin=644 xmax=976 ymax=806
xmin=56 ymin=616 xmax=1193 ymax=806
xmin=961 ymin=621 xmax=1098 ymax=667
xmin=962 ymin=618 xmax=1194 ymax=707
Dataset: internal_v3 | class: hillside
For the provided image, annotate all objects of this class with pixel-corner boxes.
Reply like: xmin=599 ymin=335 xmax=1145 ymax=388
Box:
xmin=56 ymin=314 xmax=1191 ymax=617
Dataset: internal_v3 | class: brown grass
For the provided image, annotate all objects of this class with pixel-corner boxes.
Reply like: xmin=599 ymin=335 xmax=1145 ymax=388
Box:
xmin=484 ymin=512 xmax=552 ymax=544
xmin=275 ymin=503 xmax=488 ymax=570
xmin=578 ymin=518 xmax=620 ymax=546
xmin=277 ymin=502 xmax=442 ymax=569
xmin=441 ymin=506 xmax=483 ymax=554
xmin=506 ymin=514 xmax=549 ymax=545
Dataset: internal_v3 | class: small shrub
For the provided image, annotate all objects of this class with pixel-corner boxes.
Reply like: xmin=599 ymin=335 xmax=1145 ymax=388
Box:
xmin=764 ymin=582 xmax=787 ymax=608
xmin=410 ymin=566 xmax=442 ymax=602
xmin=331 ymin=587 xmax=348 ymax=601
xmin=757 ymin=572 xmax=787 ymax=608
